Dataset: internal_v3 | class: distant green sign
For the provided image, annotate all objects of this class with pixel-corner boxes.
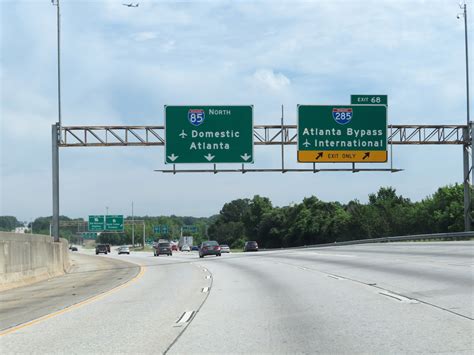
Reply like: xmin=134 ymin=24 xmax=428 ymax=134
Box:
xmin=165 ymin=105 xmax=254 ymax=164
xmin=105 ymin=215 xmax=124 ymax=232
xmin=351 ymin=95 xmax=387 ymax=105
xmin=154 ymin=225 xmax=168 ymax=234
xmin=88 ymin=215 xmax=104 ymax=231
xmin=182 ymin=225 xmax=197 ymax=233
xmin=81 ymin=232 xmax=97 ymax=239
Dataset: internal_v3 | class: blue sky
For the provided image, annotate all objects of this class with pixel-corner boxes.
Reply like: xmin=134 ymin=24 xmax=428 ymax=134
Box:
xmin=1 ymin=0 xmax=472 ymax=222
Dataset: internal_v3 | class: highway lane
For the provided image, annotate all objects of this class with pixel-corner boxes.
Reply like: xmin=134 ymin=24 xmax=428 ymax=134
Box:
xmin=1 ymin=242 xmax=472 ymax=354
xmin=264 ymin=242 xmax=474 ymax=319
xmin=169 ymin=242 xmax=474 ymax=354
xmin=0 ymin=249 xmax=211 ymax=354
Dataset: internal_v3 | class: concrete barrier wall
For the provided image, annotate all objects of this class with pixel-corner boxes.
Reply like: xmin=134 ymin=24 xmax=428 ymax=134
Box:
xmin=0 ymin=232 xmax=71 ymax=291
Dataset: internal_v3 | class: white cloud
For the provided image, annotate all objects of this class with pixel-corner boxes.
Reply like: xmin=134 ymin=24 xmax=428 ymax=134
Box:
xmin=252 ymin=69 xmax=291 ymax=91
xmin=132 ymin=31 xmax=157 ymax=42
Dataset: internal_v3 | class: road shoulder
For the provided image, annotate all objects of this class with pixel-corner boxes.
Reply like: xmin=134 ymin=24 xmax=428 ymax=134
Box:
xmin=0 ymin=252 xmax=140 ymax=332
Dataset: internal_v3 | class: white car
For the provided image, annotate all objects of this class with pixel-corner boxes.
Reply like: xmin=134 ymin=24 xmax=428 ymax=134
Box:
xmin=181 ymin=244 xmax=191 ymax=252
xmin=118 ymin=246 xmax=130 ymax=255
xmin=220 ymin=245 xmax=230 ymax=253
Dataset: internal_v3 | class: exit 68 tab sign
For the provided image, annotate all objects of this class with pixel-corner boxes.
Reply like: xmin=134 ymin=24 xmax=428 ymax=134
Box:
xmin=297 ymin=105 xmax=387 ymax=163
xmin=165 ymin=105 xmax=254 ymax=164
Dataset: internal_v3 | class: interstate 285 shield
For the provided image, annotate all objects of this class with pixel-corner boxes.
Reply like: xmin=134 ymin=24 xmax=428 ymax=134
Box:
xmin=332 ymin=108 xmax=353 ymax=125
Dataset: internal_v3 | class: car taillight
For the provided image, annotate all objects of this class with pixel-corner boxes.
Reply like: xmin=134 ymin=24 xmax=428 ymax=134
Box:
xmin=214 ymin=246 xmax=220 ymax=250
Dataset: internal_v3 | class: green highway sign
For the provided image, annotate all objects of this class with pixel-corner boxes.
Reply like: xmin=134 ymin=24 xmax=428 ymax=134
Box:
xmin=88 ymin=215 xmax=104 ymax=231
xmin=105 ymin=215 xmax=124 ymax=232
xmin=81 ymin=232 xmax=97 ymax=239
xmin=165 ymin=105 xmax=254 ymax=164
xmin=351 ymin=95 xmax=387 ymax=105
xmin=182 ymin=225 xmax=197 ymax=233
xmin=154 ymin=225 xmax=168 ymax=234
xmin=297 ymin=105 xmax=387 ymax=163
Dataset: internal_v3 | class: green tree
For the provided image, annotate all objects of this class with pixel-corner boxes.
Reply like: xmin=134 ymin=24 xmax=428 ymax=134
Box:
xmin=242 ymin=195 xmax=273 ymax=240
xmin=417 ymin=184 xmax=466 ymax=233
xmin=0 ymin=216 xmax=22 ymax=231
xmin=367 ymin=187 xmax=414 ymax=237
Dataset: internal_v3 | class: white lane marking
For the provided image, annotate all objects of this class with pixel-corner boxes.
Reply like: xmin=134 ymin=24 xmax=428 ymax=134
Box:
xmin=202 ymin=268 xmax=208 ymax=272
xmin=301 ymin=252 xmax=356 ymax=258
xmin=378 ymin=291 xmax=418 ymax=304
xmin=177 ymin=311 xmax=195 ymax=324
xmin=205 ymin=275 xmax=211 ymax=279
xmin=327 ymin=274 xmax=345 ymax=280
xmin=273 ymin=260 xmax=309 ymax=271
xmin=202 ymin=287 xmax=209 ymax=293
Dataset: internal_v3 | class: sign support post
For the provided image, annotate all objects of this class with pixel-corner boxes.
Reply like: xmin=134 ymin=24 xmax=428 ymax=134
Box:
xmin=52 ymin=123 xmax=60 ymax=242
xmin=464 ymin=126 xmax=471 ymax=231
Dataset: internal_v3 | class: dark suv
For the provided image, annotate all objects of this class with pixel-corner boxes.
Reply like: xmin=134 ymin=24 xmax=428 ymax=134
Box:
xmin=199 ymin=241 xmax=221 ymax=258
xmin=154 ymin=242 xmax=172 ymax=256
xmin=96 ymin=244 xmax=108 ymax=255
xmin=244 ymin=241 xmax=259 ymax=252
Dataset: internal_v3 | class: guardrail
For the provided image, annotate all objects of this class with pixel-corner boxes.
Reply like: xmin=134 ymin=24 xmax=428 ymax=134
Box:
xmin=258 ymin=231 xmax=474 ymax=253
xmin=310 ymin=231 xmax=474 ymax=248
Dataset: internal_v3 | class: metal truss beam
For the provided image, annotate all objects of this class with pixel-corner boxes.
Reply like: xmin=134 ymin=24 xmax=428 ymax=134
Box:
xmin=59 ymin=124 xmax=469 ymax=147
xmin=157 ymin=168 xmax=403 ymax=174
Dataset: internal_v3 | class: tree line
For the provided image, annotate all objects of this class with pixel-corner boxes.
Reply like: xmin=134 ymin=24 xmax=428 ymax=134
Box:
xmin=207 ymin=184 xmax=469 ymax=249
xmin=0 ymin=216 xmax=24 ymax=231
xmin=1 ymin=184 xmax=469 ymax=247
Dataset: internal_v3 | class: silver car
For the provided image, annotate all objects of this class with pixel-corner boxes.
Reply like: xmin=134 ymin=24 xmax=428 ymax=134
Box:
xmin=118 ymin=246 xmax=130 ymax=255
xmin=220 ymin=245 xmax=230 ymax=253
xmin=181 ymin=244 xmax=191 ymax=252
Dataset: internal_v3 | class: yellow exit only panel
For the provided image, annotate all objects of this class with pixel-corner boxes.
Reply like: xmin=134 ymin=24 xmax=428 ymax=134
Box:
xmin=297 ymin=150 xmax=387 ymax=163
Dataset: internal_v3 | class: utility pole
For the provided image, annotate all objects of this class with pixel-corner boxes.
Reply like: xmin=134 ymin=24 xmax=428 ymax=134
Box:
xmin=459 ymin=2 xmax=472 ymax=231
xmin=132 ymin=201 xmax=135 ymax=247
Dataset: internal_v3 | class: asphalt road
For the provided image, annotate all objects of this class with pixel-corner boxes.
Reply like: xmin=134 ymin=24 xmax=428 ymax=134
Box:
xmin=0 ymin=252 xmax=140 ymax=331
xmin=1 ymin=242 xmax=472 ymax=354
